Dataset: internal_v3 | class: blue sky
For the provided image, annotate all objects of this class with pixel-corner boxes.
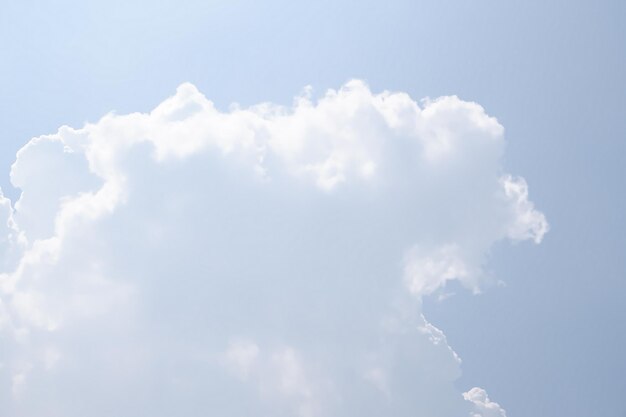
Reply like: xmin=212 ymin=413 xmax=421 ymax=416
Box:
xmin=0 ymin=1 xmax=625 ymax=416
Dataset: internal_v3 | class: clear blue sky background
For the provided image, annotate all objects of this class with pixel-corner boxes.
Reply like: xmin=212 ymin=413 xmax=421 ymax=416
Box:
xmin=1 ymin=1 xmax=624 ymax=415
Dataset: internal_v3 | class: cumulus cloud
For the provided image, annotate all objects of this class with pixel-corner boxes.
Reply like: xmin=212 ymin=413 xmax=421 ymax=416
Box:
xmin=0 ymin=80 xmax=546 ymax=416
xmin=464 ymin=387 xmax=508 ymax=417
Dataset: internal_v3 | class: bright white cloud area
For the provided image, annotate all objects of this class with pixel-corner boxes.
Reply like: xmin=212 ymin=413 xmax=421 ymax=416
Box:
xmin=0 ymin=81 xmax=547 ymax=416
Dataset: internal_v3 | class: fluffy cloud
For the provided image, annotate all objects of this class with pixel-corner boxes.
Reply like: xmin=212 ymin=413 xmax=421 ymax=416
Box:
xmin=464 ymin=387 xmax=508 ymax=417
xmin=0 ymin=81 xmax=546 ymax=416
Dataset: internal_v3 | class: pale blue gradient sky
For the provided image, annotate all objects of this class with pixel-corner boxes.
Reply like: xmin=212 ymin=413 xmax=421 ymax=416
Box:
xmin=1 ymin=1 xmax=624 ymax=415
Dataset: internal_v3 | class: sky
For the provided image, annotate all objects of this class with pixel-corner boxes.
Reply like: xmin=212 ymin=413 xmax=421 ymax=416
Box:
xmin=0 ymin=1 xmax=625 ymax=416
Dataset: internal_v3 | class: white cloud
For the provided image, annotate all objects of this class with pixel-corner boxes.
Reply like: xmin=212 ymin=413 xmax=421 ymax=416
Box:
xmin=464 ymin=387 xmax=508 ymax=417
xmin=501 ymin=175 xmax=549 ymax=243
xmin=0 ymin=80 xmax=546 ymax=416
xmin=404 ymin=244 xmax=474 ymax=296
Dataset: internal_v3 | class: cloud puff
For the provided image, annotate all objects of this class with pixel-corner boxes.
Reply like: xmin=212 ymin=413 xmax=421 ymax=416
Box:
xmin=464 ymin=387 xmax=508 ymax=417
xmin=0 ymin=80 xmax=545 ymax=416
